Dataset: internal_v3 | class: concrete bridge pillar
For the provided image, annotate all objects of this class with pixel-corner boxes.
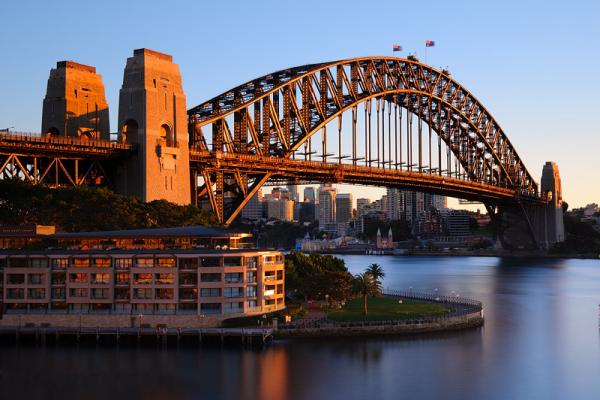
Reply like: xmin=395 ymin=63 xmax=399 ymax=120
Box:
xmin=491 ymin=161 xmax=565 ymax=251
xmin=41 ymin=61 xmax=110 ymax=140
xmin=116 ymin=49 xmax=191 ymax=205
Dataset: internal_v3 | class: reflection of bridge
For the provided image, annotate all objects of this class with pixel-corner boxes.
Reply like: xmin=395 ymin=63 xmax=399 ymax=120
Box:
xmin=0 ymin=51 xmax=564 ymax=249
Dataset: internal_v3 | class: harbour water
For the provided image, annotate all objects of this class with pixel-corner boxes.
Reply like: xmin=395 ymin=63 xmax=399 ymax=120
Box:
xmin=1 ymin=256 xmax=599 ymax=400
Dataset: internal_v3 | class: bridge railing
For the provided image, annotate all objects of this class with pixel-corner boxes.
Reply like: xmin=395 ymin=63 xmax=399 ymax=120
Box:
xmin=0 ymin=131 xmax=133 ymax=150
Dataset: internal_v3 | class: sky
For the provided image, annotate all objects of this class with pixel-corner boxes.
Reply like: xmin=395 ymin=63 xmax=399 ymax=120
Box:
xmin=1 ymin=0 xmax=599 ymax=209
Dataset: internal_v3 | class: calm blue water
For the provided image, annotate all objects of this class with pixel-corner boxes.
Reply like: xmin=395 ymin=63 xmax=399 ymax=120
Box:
xmin=1 ymin=256 xmax=599 ymax=400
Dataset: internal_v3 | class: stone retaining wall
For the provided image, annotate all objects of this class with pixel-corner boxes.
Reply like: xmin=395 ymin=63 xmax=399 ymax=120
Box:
xmin=275 ymin=311 xmax=483 ymax=338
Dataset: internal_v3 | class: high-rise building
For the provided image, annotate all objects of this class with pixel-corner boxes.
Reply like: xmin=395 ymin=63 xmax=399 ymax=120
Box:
xmin=267 ymin=199 xmax=294 ymax=221
xmin=287 ymin=185 xmax=299 ymax=202
xmin=241 ymin=189 xmax=264 ymax=221
xmin=335 ymin=193 xmax=353 ymax=223
xmin=303 ymin=187 xmax=316 ymax=203
xmin=317 ymin=184 xmax=336 ymax=231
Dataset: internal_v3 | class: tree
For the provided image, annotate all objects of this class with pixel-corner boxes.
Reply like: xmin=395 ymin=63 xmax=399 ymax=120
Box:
xmin=365 ymin=263 xmax=385 ymax=293
xmin=352 ymin=272 xmax=379 ymax=316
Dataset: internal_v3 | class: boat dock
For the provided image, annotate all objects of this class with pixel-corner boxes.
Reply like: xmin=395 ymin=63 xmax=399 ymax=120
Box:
xmin=0 ymin=325 xmax=274 ymax=346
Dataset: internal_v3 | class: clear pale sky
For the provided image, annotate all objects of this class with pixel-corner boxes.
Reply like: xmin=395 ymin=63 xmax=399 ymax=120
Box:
xmin=1 ymin=0 xmax=598 ymax=209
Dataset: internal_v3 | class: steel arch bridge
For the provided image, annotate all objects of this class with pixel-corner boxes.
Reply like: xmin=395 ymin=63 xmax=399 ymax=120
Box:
xmin=188 ymin=56 xmax=545 ymax=226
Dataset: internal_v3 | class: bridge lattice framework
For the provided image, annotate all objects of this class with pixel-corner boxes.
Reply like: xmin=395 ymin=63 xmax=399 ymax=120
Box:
xmin=187 ymin=57 xmax=543 ymax=225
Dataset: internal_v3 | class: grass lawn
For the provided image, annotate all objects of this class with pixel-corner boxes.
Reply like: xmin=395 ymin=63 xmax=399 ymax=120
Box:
xmin=327 ymin=297 xmax=452 ymax=322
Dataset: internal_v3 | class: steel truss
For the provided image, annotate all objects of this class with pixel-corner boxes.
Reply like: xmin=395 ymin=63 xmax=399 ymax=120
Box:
xmin=0 ymin=133 xmax=133 ymax=188
xmin=188 ymin=57 xmax=542 ymax=225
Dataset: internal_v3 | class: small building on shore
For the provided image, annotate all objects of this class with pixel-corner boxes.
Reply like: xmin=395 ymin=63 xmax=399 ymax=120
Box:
xmin=0 ymin=226 xmax=285 ymax=328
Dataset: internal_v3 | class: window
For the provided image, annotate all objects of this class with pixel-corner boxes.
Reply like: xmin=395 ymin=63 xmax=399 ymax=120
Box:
xmin=69 ymin=288 xmax=88 ymax=298
xmin=135 ymin=258 xmax=154 ymax=267
xmin=200 ymin=257 xmax=221 ymax=267
xmin=155 ymin=288 xmax=174 ymax=299
xmin=114 ymin=258 xmax=132 ymax=269
xmin=51 ymin=258 xmax=69 ymax=269
xmin=114 ymin=288 xmax=130 ymax=300
xmin=264 ymin=255 xmax=283 ymax=264
xmin=156 ymin=258 xmax=176 ymax=268
xmin=200 ymin=303 xmax=221 ymax=315
xmin=179 ymin=272 xmax=197 ymax=285
xmin=91 ymin=288 xmax=109 ymax=299
xmin=30 ymin=258 xmax=48 ymax=268
xmin=200 ymin=273 xmax=221 ymax=283
xmin=246 ymin=271 xmax=257 ymax=283
xmin=223 ymin=287 xmax=243 ymax=298
xmin=51 ymin=288 xmax=66 ymax=299
xmin=28 ymin=274 xmax=44 ymax=285
xmin=155 ymin=273 xmax=174 ymax=284
xmin=277 ymin=284 xmax=284 ymax=295
xmin=134 ymin=273 xmax=153 ymax=285
xmin=7 ymin=288 xmax=24 ymax=299
xmin=72 ymin=257 xmax=90 ymax=268
xmin=223 ymin=257 xmax=242 ymax=267
xmin=134 ymin=288 xmax=153 ymax=299
xmin=246 ymin=286 xmax=257 ymax=298
xmin=179 ymin=258 xmax=198 ymax=270
xmin=159 ymin=124 xmax=173 ymax=146
xmin=200 ymin=288 xmax=220 ymax=297
xmin=223 ymin=302 xmax=243 ymax=314
xmin=246 ymin=257 xmax=258 ymax=269
xmin=93 ymin=258 xmax=111 ymax=267
xmin=69 ymin=273 xmax=88 ymax=283
xmin=91 ymin=273 xmax=110 ymax=284
xmin=8 ymin=258 xmax=27 ymax=268
xmin=115 ymin=273 xmax=130 ymax=285
xmin=51 ymin=274 xmax=65 ymax=285
xmin=179 ymin=288 xmax=198 ymax=300
xmin=224 ymin=273 xmax=243 ymax=283
xmin=247 ymin=300 xmax=258 ymax=308
xmin=7 ymin=274 xmax=25 ymax=284
xmin=264 ymin=285 xmax=276 ymax=297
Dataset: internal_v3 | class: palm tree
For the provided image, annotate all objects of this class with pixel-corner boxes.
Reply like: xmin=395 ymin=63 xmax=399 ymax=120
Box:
xmin=353 ymin=272 xmax=379 ymax=316
xmin=366 ymin=263 xmax=385 ymax=294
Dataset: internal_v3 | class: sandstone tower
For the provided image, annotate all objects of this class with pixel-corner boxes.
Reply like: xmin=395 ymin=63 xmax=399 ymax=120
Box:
xmin=41 ymin=61 xmax=110 ymax=140
xmin=540 ymin=161 xmax=565 ymax=246
xmin=116 ymin=49 xmax=191 ymax=205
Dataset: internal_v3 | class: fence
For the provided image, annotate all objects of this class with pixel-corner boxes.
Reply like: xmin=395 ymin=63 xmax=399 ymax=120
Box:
xmin=283 ymin=290 xmax=483 ymax=330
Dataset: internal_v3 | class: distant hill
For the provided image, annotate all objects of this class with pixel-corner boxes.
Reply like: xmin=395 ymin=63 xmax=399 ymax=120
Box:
xmin=0 ymin=179 xmax=217 ymax=232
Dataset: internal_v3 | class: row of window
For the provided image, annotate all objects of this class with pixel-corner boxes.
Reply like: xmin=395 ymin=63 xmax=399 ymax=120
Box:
xmin=5 ymin=285 xmax=281 ymax=301
xmin=0 ymin=256 xmax=265 ymax=269
xmin=4 ymin=271 xmax=266 ymax=285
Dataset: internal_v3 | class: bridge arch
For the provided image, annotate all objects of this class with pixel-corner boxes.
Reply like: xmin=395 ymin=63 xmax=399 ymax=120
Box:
xmin=188 ymin=57 xmax=540 ymax=225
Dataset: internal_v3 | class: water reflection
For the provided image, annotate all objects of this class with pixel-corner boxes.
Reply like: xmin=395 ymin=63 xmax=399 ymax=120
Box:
xmin=1 ymin=256 xmax=599 ymax=400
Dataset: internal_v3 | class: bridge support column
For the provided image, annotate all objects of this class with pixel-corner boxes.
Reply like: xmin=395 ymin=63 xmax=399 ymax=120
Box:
xmin=489 ymin=161 xmax=565 ymax=251
xmin=116 ymin=48 xmax=191 ymax=205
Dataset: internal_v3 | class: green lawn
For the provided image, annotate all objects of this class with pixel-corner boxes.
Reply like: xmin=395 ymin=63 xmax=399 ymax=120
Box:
xmin=327 ymin=297 xmax=452 ymax=322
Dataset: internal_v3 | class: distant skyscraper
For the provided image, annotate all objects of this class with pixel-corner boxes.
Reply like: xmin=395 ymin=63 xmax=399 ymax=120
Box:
xmin=335 ymin=193 xmax=353 ymax=223
xmin=304 ymin=186 xmax=316 ymax=203
xmin=432 ymin=194 xmax=447 ymax=210
xmin=287 ymin=185 xmax=299 ymax=202
xmin=317 ymin=184 xmax=336 ymax=230
xmin=267 ymin=199 xmax=294 ymax=221
xmin=241 ymin=189 xmax=263 ymax=221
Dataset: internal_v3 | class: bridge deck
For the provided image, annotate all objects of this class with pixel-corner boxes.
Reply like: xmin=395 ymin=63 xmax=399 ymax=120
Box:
xmin=190 ymin=150 xmax=545 ymax=205
xmin=0 ymin=132 xmax=134 ymax=157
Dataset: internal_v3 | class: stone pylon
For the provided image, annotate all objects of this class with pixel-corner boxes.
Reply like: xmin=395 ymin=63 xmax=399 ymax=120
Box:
xmin=41 ymin=61 xmax=110 ymax=140
xmin=116 ymin=49 xmax=191 ymax=205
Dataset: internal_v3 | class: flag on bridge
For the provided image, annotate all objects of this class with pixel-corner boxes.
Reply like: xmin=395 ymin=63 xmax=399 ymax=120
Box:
xmin=392 ymin=44 xmax=402 ymax=52
xmin=425 ymin=40 xmax=435 ymax=47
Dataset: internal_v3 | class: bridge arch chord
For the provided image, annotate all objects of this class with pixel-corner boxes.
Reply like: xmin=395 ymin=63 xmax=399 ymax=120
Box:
xmin=188 ymin=57 xmax=539 ymax=224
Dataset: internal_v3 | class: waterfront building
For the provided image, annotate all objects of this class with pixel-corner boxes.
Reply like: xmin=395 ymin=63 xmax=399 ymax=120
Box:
xmin=0 ymin=226 xmax=285 ymax=328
